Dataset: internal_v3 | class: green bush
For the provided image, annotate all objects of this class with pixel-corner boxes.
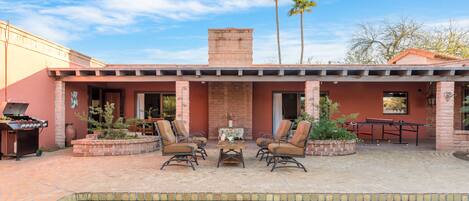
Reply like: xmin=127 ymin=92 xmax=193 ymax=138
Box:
xmin=296 ymin=97 xmax=358 ymax=140
xmin=76 ymin=102 xmax=137 ymax=140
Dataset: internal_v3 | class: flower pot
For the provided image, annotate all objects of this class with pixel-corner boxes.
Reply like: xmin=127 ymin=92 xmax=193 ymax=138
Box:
xmin=65 ymin=123 xmax=76 ymax=147
xmin=228 ymin=120 xmax=233 ymax=128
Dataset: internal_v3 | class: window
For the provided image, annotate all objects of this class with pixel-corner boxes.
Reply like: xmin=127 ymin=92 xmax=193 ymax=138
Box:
xmin=383 ymin=92 xmax=408 ymax=114
xmin=463 ymin=86 xmax=469 ymax=130
xmin=136 ymin=93 xmax=176 ymax=120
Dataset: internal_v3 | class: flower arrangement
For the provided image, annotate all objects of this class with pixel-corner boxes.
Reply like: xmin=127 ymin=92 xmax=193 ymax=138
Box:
xmin=226 ymin=113 xmax=234 ymax=127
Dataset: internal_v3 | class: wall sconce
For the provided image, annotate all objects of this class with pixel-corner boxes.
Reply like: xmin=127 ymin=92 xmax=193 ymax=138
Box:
xmin=426 ymin=95 xmax=436 ymax=106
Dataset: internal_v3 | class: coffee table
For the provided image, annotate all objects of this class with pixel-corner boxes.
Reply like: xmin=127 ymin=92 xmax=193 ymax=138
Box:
xmin=216 ymin=140 xmax=246 ymax=168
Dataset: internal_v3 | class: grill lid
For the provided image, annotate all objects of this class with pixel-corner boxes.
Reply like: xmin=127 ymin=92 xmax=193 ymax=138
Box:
xmin=0 ymin=102 xmax=29 ymax=115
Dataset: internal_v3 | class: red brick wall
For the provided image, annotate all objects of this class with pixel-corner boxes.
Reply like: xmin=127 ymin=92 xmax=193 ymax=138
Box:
xmin=208 ymin=82 xmax=252 ymax=139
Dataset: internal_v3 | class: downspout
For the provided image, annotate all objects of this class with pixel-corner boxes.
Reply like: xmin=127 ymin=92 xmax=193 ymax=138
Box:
xmin=3 ymin=21 xmax=9 ymax=102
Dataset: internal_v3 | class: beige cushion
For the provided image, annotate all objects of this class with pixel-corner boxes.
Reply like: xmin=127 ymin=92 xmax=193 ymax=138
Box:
xmin=256 ymin=138 xmax=274 ymax=147
xmin=157 ymin=120 xmax=176 ymax=145
xmin=289 ymin=121 xmax=311 ymax=148
xmin=164 ymin=143 xmax=197 ymax=154
xmin=268 ymin=143 xmax=304 ymax=156
xmin=173 ymin=120 xmax=189 ymax=138
xmin=275 ymin=120 xmax=292 ymax=141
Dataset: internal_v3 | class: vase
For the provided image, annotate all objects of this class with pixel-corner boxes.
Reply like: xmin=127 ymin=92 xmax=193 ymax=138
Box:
xmin=228 ymin=120 xmax=233 ymax=128
xmin=65 ymin=123 xmax=76 ymax=147
xmin=220 ymin=134 xmax=226 ymax=142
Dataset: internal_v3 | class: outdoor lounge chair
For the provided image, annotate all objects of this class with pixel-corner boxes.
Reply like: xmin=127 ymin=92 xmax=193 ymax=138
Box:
xmin=156 ymin=120 xmax=199 ymax=171
xmin=172 ymin=120 xmax=208 ymax=160
xmin=255 ymin=120 xmax=292 ymax=161
xmin=267 ymin=120 xmax=312 ymax=172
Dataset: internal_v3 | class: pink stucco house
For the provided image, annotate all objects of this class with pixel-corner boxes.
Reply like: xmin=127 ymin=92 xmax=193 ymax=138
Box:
xmin=2 ymin=20 xmax=469 ymax=153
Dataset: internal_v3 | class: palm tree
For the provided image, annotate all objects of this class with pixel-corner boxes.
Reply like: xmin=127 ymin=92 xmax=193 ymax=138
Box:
xmin=275 ymin=0 xmax=282 ymax=64
xmin=288 ymin=0 xmax=317 ymax=64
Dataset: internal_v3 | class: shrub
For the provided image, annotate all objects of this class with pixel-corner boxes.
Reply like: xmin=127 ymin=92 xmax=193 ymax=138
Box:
xmin=76 ymin=102 xmax=137 ymax=140
xmin=296 ymin=97 xmax=358 ymax=140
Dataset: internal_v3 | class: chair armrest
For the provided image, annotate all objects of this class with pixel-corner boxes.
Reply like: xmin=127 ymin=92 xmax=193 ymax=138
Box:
xmin=190 ymin=131 xmax=206 ymax=138
xmin=258 ymin=132 xmax=273 ymax=139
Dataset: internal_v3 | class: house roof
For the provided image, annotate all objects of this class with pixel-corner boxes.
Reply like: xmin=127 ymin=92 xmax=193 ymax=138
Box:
xmin=388 ymin=48 xmax=462 ymax=64
xmin=47 ymin=63 xmax=469 ymax=83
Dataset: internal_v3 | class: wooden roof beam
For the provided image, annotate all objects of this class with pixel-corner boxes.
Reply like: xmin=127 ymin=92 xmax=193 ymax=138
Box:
xmin=278 ymin=69 xmax=284 ymax=76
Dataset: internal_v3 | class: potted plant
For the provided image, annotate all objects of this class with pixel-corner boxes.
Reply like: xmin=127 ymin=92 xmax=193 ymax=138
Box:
xmin=35 ymin=148 xmax=43 ymax=156
xmin=296 ymin=97 xmax=359 ymax=156
xmin=146 ymin=107 xmax=156 ymax=120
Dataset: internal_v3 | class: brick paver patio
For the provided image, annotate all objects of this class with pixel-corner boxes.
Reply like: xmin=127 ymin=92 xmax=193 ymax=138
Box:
xmin=1 ymin=142 xmax=469 ymax=201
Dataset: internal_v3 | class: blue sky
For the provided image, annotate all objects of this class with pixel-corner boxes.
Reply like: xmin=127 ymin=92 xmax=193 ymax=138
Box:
xmin=1 ymin=0 xmax=469 ymax=64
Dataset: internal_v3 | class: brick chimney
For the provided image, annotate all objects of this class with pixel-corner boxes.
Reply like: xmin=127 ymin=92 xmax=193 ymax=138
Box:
xmin=208 ymin=28 xmax=253 ymax=66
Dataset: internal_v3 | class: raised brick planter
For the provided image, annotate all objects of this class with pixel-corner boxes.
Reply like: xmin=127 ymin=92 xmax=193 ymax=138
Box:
xmin=306 ymin=140 xmax=356 ymax=156
xmin=71 ymin=136 xmax=159 ymax=157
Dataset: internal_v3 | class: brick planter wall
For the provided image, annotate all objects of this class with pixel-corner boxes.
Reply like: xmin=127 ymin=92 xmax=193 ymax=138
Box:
xmin=71 ymin=136 xmax=160 ymax=157
xmin=453 ymin=130 xmax=469 ymax=152
xmin=59 ymin=192 xmax=469 ymax=201
xmin=306 ymin=140 xmax=356 ymax=156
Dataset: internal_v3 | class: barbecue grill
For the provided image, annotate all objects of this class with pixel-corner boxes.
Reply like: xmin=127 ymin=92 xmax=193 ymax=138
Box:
xmin=0 ymin=102 xmax=48 ymax=160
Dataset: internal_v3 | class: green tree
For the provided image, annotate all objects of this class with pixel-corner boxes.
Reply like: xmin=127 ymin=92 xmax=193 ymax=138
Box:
xmin=275 ymin=0 xmax=282 ymax=64
xmin=288 ymin=0 xmax=317 ymax=64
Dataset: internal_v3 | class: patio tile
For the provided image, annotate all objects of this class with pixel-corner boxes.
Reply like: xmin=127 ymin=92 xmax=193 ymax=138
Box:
xmin=1 ymin=142 xmax=469 ymax=200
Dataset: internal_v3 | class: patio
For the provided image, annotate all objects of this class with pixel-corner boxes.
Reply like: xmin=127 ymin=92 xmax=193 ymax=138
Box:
xmin=1 ymin=141 xmax=469 ymax=201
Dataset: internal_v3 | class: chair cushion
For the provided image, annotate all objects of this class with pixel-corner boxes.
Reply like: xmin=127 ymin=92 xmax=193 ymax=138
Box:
xmin=164 ymin=143 xmax=197 ymax=154
xmin=268 ymin=143 xmax=304 ymax=156
xmin=157 ymin=120 xmax=176 ymax=145
xmin=275 ymin=120 xmax=292 ymax=141
xmin=173 ymin=120 xmax=189 ymax=138
xmin=290 ymin=121 xmax=311 ymax=148
xmin=256 ymin=137 xmax=274 ymax=147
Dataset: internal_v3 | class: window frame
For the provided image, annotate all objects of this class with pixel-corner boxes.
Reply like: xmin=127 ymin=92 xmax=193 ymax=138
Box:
xmin=382 ymin=91 xmax=409 ymax=115
xmin=134 ymin=91 xmax=176 ymax=119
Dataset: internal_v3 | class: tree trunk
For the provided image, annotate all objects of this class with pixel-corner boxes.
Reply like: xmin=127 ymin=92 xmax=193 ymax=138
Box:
xmin=300 ymin=13 xmax=304 ymax=64
xmin=275 ymin=0 xmax=282 ymax=64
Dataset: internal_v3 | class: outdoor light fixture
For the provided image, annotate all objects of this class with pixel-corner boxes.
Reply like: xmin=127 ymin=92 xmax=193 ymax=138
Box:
xmin=426 ymin=95 xmax=436 ymax=106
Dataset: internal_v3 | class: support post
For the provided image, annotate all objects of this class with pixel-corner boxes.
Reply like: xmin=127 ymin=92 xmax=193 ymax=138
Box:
xmin=176 ymin=81 xmax=190 ymax=132
xmin=305 ymin=81 xmax=320 ymax=121
xmin=54 ymin=80 xmax=66 ymax=148
xmin=435 ymin=81 xmax=454 ymax=151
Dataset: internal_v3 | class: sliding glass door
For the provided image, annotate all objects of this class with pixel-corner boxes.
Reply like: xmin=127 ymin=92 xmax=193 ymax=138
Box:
xmin=272 ymin=92 xmax=305 ymax=134
xmin=136 ymin=92 xmax=176 ymax=120
xmin=272 ymin=91 xmax=327 ymax=133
